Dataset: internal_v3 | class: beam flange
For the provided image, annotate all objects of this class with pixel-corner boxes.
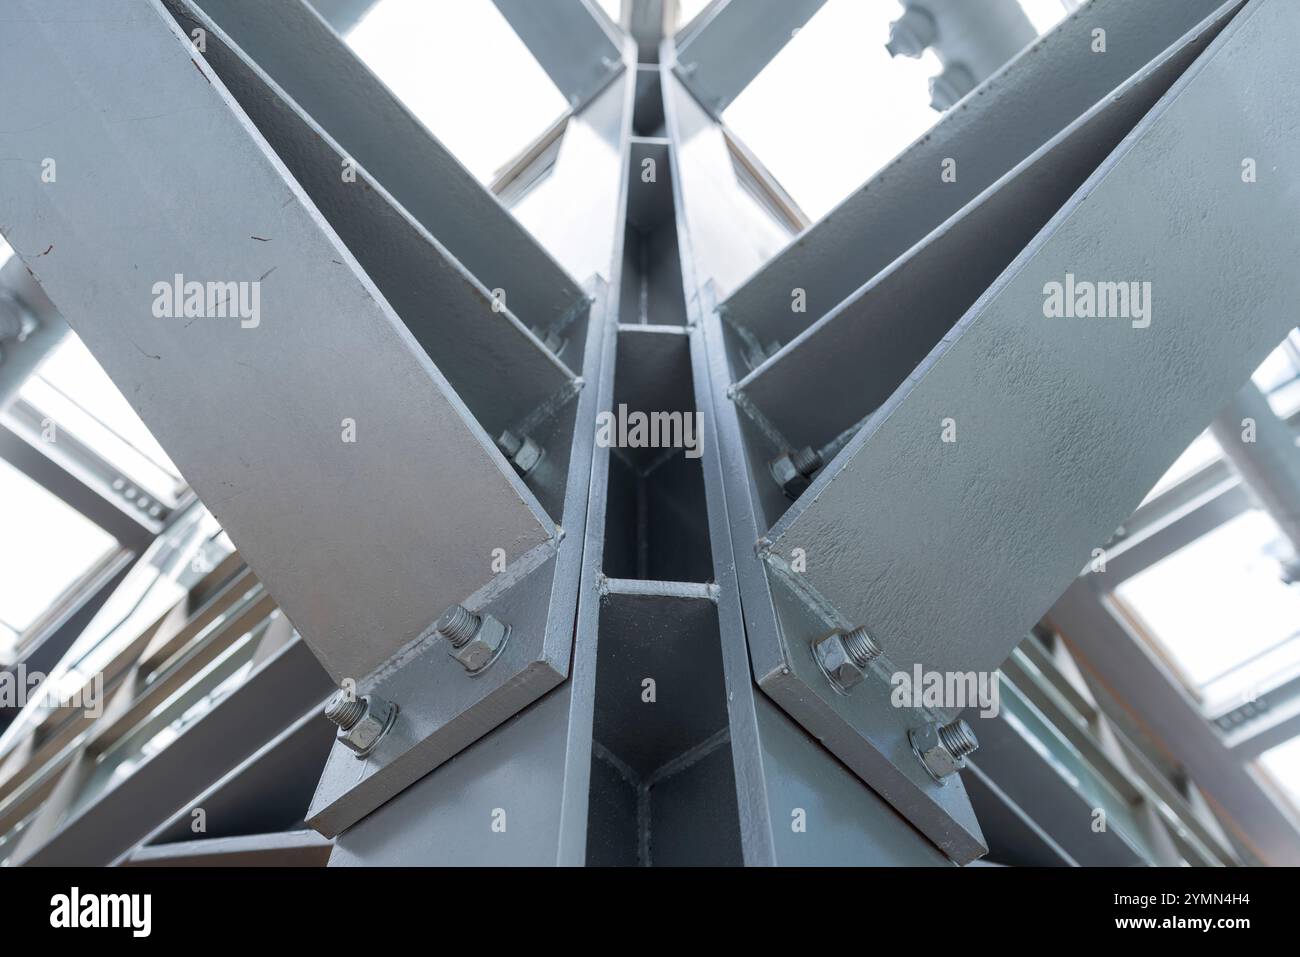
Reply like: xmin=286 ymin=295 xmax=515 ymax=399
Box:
xmin=191 ymin=0 xmax=588 ymax=333
xmin=0 ymin=0 xmax=556 ymax=685
xmin=720 ymin=0 xmax=1243 ymax=352
xmin=491 ymin=0 xmax=626 ymax=111
xmin=672 ymin=0 xmax=827 ymax=116
xmin=766 ymin=0 xmax=1300 ymax=698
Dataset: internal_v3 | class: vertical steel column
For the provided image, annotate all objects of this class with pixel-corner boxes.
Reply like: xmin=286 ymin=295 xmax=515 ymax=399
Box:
xmin=1209 ymin=381 xmax=1300 ymax=567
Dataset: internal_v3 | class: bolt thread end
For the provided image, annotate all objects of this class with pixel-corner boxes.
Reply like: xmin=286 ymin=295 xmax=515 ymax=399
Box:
xmin=841 ymin=626 xmax=882 ymax=668
xmin=791 ymin=446 xmax=822 ymax=476
xmin=437 ymin=604 xmax=481 ymax=648
xmin=938 ymin=719 xmax=978 ymax=759
xmin=324 ymin=691 xmax=366 ymax=730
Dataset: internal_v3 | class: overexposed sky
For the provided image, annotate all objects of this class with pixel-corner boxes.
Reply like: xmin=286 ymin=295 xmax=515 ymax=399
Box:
xmin=347 ymin=0 xmax=570 ymax=182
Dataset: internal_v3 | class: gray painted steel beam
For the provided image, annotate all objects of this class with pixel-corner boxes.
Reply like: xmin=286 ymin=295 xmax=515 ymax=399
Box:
xmin=191 ymin=0 xmax=587 ymax=333
xmin=623 ymin=0 xmax=678 ymax=63
xmin=124 ymin=830 xmax=332 ymax=866
xmin=720 ymin=0 xmax=1242 ymax=352
xmin=0 ymin=418 xmax=158 ymax=553
xmin=962 ymin=764 xmax=1077 ymax=867
xmin=128 ymin=707 xmax=335 ymax=856
xmin=18 ymin=638 xmax=333 ymax=866
xmin=765 ymin=0 xmax=1300 ymax=694
xmin=0 ymin=401 xmax=162 ymax=549
xmin=0 ymin=0 xmax=556 ymax=685
xmin=657 ymin=67 xmax=964 ymax=865
xmin=733 ymin=14 xmax=1225 ymax=455
xmin=1050 ymin=579 xmax=1300 ymax=865
xmin=969 ymin=681 xmax=1153 ymax=866
xmin=672 ymin=0 xmax=827 ymax=116
xmin=661 ymin=63 xmax=984 ymax=862
xmin=0 ymin=254 xmax=68 ymax=409
xmin=491 ymin=0 xmax=625 ymax=110
xmin=169 ymin=0 xmax=582 ymax=441
xmin=1209 ymin=381 xmax=1300 ymax=562
xmin=303 ymin=0 xmax=378 ymax=35
xmin=327 ymin=64 xmax=635 ymax=858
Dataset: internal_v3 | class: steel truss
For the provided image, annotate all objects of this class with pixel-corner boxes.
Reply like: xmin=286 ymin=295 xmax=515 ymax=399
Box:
xmin=1 ymin=0 xmax=1299 ymax=866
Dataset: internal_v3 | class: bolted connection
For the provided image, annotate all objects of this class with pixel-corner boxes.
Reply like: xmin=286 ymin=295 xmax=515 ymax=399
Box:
xmin=436 ymin=603 xmax=481 ymax=648
xmin=436 ymin=603 xmax=511 ymax=673
xmin=497 ymin=430 xmax=544 ymax=476
xmin=910 ymin=718 xmax=979 ymax=783
xmin=929 ymin=62 xmax=976 ymax=112
xmin=771 ymin=445 xmax=823 ymax=500
xmin=324 ymin=691 xmax=367 ymax=730
xmin=813 ymin=626 xmax=883 ymax=694
xmin=323 ymin=690 xmax=398 ymax=758
xmin=886 ymin=7 xmax=937 ymax=59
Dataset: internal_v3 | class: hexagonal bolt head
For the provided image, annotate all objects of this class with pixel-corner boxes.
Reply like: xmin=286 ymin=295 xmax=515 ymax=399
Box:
xmin=929 ymin=62 xmax=976 ymax=112
xmin=530 ymin=324 xmax=566 ymax=356
xmin=497 ymin=430 xmax=544 ymax=477
xmin=770 ymin=446 xmax=822 ymax=500
xmin=813 ymin=626 xmax=882 ymax=694
xmin=909 ymin=719 xmax=979 ymax=783
xmin=324 ymin=691 xmax=398 ymax=759
xmin=436 ymin=604 xmax=511 ymax=673
xmin=886 ymin=7 xmax=936 ymax=59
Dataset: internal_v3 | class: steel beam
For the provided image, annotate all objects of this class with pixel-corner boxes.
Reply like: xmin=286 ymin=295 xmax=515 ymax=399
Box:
xmin=1051 ymin=579 xmax=1300 ymax=865
xmin=303 ymin=0 xmax=378 ymax=35
xmin=124 ymin=830 xmax=332 ymax=866
xmin=15 ymin=638 xmax=333 ymax=866
xmin=1209 ymin=381 xmax=1300 ymax=563
xmin=190 ymin=0 xmax=588 ymax=334
xmin=732 ymin=13 xmax=1224 ymax=453
xmin=765 ymin=0 xmax=1300 ymax=691
xmin=0 ymin=0 xmax=557 ymax=685
xmin=0 ymin=254 xmax=68 ymax=410
xmin=169 ymin=0 xmax=582 ymax=441
xmin=720 ymin=0 xmax=1242 ymax=353
xmin=656 ymin=65 xmax=965 ymax=865
xmin=622 ymin=0 xmax=678 ymax=63
xmin=0 ymin=407 xmax=160 ymax=551
xmin=672 ymin=0 xmax=827 ymax=116
xmin=324 ymin=66 xmax=634 ymax=851
xmin=490 ymin=0 xmax=625 ymax=110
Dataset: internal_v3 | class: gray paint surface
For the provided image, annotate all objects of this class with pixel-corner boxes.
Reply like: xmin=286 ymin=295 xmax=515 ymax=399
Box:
xmin=1050 ymin=579 xmax=1300 ymax=866
xmin=169 ymin=0 xmax=581 ymax=439
xmin=770 ymin=0 xmax=1300 ymax=688
xmin=734 ymin=8 xmax=1232 ymax=456
xmin=0 ymin=0 xmax=554 ymax=683
xmin=1210 ymin=381 xmax=1300 ymax=556
xmin=191 ymin=0 xmax=586 ymax=331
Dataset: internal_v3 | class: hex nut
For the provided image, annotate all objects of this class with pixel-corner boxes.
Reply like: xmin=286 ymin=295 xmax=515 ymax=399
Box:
xmin=909 ymin=720 xmax=978 ymax=783
xmin=498 ymin=430 xmax=543 ymax=477
xmin=337 ymin=695 xmax=398 ymax=758
xmin=512 ymin=437 xmax=543 ymax=475
xmin=770 ymin=454 xmax=810 ymax=500
xmin=814 ymin=632 xmax=866 ymax=693
xmin=449 ymin=614 xmax=510 ymax=673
